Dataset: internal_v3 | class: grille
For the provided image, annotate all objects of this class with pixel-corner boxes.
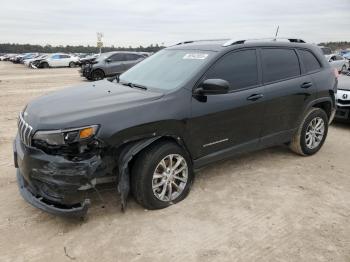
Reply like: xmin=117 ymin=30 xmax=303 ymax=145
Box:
xmin=18 ymin=113 xmax=33 ymax=147
xmin=338 ymin=99 xmax=350 ymax=105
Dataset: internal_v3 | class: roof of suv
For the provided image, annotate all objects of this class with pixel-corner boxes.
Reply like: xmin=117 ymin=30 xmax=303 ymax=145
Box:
xmin=167 ymin=38 xmax=322 ymax=54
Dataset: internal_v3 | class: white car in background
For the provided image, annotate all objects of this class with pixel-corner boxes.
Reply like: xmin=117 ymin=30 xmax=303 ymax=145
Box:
xmin=335 ymin=74 xmax=350 ymax=122
xmin=326 ymin=54 xmax=349 ymax=72
xmin=40 ymin=53 xmax=79 ymax=68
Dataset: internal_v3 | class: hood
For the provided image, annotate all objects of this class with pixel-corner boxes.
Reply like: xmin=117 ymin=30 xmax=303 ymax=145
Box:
xmin=24 ymin=80 xmax=164 ymax=130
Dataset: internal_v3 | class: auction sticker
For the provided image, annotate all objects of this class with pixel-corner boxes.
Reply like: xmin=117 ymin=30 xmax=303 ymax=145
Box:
xmin=183 ymin=53 xmax=209 ymax=60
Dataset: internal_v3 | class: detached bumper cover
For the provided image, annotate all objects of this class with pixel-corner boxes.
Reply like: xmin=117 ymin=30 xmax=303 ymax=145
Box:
xmin=14 ymin=135 xmax=103 ymax=217
xmin=17 ymin=170 xmax=90 ymax=218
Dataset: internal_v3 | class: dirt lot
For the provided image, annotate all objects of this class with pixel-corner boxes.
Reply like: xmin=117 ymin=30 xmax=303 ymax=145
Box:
xmin=0 ymin=61 xmax=349 ymax=262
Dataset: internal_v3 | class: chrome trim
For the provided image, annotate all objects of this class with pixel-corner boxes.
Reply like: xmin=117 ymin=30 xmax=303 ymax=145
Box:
xmin=203 ymin=138 xmax=229 ymax=147
xmin=18 ymin=113 xmax=34 ymax=147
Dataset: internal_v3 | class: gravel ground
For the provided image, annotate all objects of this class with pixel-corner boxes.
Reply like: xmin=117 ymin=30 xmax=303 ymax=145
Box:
xmin=0 ymin=61 xmax=349 ymax=262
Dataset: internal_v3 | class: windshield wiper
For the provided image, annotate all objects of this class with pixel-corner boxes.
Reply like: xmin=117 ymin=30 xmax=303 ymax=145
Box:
xmin=121 ymin=82 xmax=148 ymax=90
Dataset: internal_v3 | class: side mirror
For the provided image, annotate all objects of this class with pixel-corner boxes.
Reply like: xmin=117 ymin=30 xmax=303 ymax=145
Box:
xmin=194 ymin=79 xmax=229 ymax=95
xmin=106 ymin=58 xmax=112 ymax=63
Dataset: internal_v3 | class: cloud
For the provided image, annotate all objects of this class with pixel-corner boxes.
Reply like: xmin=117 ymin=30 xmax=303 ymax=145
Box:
xmin=0 ymin=0 xmax=349 ymax=46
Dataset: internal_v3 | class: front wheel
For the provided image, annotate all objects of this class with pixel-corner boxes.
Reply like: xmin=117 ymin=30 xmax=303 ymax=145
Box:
xmin=131 ymin=141 xmax=194 ymax=210
xmin=91 ymin=69 xmax=105 ymax=81
xmin=289 ymin=108 xmax=328 ymax=156
xmin=69 ymin=62 xmax=76 ymax=68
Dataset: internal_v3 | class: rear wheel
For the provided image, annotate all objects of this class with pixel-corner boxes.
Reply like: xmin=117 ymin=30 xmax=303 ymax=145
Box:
xmin=289 ymin=108 xmax=328 ymax=156
xmin=131 ymin=141 xmax=194 ymax=210
xmin=91 ymin=69 xmax=105 ymax=81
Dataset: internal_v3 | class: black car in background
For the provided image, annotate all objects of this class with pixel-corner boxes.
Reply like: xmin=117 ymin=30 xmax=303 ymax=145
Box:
xmin=14 ymin=38 xmax=337 ymax=217
xmin=80 ymin=51 xmax=147 ymax=80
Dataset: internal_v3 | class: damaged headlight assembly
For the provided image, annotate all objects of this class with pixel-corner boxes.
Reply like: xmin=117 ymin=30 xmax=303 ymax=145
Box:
xmin=33 ymin=125 xmax=99 ymax=145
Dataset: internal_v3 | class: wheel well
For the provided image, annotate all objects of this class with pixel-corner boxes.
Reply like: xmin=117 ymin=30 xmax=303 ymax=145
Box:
xmin=125 ymin=136 xmax=192 ymax=172
xmin=313 ymin=101 xmax=332 ymax=119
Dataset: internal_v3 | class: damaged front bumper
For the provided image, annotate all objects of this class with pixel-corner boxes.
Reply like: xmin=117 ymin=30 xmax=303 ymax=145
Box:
xmin=13 ymin=135 xmax=103 ymax=218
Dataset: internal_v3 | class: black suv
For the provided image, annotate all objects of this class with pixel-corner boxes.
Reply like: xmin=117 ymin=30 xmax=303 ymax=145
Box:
xmin=14 ymin=38 xmax=337 ymax=217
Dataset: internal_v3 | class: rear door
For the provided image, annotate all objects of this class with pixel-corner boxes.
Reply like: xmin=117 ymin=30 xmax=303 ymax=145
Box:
xmin=49 ymin=54 xmax=60 ymax=67
xmin=259 ymin=47 xmax=317 ymax=146
xmin=123 ymin=53 xmax=144 ymax=71
xmin=189 ymin=49 xmax=266 ymax=158
xmin=105 ymin=53 xmax=126 ymax=76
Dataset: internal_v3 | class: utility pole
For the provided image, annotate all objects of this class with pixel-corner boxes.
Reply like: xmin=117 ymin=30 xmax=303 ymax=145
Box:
xmin=97 ymin=32 xmax=104 ymax=54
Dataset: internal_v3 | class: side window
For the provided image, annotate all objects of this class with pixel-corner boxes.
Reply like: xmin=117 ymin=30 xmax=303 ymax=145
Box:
xmin=59 ymin=55 xmax=70 ymax=59
xmin=205 ymin=49 xmax=258 ymax=91
xmin=51 ymin=55 xmax=59 ymax=59
xmin=125 ymin=54 xmax=142 ymax=61
xmin=109 ymin=53 xmax=125 ymax=62
xmin=298 ymin=49 xmax=321 ymax=73
xmin=261 ymin=48 xmax=300 ymax=83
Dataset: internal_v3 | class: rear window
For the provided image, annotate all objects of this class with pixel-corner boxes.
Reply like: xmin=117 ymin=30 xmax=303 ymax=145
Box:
xmin=298 ymin=50 xmax=321 ymax=73
xmin=261 ymin=48 xmax=300 ymax=83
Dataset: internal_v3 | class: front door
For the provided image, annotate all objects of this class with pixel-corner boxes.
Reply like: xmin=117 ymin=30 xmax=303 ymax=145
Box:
xmin=188 ymin=49 xmax=265 ymax=159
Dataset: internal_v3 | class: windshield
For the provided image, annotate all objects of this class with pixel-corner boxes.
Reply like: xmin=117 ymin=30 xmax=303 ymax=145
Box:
xmin=119 ymin=49 xmax=214 ymax=91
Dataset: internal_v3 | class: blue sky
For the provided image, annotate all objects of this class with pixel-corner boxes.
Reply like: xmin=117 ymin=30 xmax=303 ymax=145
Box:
xmin=1 ymin=0 xmax=349 ymax=46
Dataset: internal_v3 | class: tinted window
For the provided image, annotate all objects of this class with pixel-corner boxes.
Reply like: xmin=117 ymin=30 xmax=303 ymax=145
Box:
xmin=109 ymin=53 xmax=125 ymax=62
xmin=51 ymin=55 xmax=59 ymax=59
xmin=59 ymin=55 xmax=70 ymax=59
xmin=298 ymin=50 xmax=321 ymax=73
xmin=261 ymin=48 xmax=300 ymax=83
xmin=205 ymin=49 xmax=258 ymax=91
xmin=125 ymin=54 xmax=142 ymax=61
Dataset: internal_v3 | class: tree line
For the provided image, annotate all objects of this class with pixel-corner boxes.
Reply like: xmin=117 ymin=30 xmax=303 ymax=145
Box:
xmin=318 ymin=41 xmax=350 ymax=51
xmin=0 ymin=43 xmax=165 ymax=54
xmin=1 ymin=41 xmax=349 ymax=54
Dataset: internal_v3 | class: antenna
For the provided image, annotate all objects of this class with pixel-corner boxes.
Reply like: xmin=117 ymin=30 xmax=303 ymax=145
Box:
xmin=274 ymin=25 xmax=280 ymax=41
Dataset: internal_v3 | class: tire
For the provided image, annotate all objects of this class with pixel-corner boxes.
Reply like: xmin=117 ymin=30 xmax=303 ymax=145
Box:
xmin=341 ymin=65 xmax=347 ymax=72
xmin=91 ymin=69 xmax=105 ymax=81
xmin=41 ymin=62 xmax=49 ymax=68
xmin=289 ymin=107 xmax=328 ymax=156
xmin=69 ymin=62 xmax=76 ymax=68
xmin=131 ymin=141 xmax=194 ymax=210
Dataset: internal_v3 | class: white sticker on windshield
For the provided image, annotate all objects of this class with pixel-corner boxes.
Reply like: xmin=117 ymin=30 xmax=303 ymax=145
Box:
xmin=183 ymin=53 xmax=209 ymax=60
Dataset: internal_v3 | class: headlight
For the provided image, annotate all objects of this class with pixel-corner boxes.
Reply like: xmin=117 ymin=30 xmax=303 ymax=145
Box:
xmin=33 ymin=125 xmax=99 ymax=145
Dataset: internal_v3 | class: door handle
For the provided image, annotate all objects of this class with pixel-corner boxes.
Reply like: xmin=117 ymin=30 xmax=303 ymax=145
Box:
xmin=301 ymin=82 xmax=313 ymax=89
xmin=247 ymin=94 xmax=264 ymax=101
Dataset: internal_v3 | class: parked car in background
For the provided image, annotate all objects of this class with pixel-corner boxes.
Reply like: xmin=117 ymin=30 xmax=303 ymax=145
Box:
xmin=24 ymin=54 xmax=47 ymax=67
xmin=35 ymin=53 xmax=79 ymax=68
xmin=326 ymin=54 xmax=349 ymax=72
xmin=76 ymin=54 xmax=100 ymax=67
xmin=80 ymin=51 xmax=146 ymax=80
xmin=335 ymin=74 xmax=350 ymax=122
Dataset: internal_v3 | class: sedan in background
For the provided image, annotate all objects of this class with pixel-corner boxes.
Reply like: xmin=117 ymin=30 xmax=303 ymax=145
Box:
xmin=326 ymin=54 xmax=349 ymax=72
xmin=335 ymin=74 xmax=350 ymax=122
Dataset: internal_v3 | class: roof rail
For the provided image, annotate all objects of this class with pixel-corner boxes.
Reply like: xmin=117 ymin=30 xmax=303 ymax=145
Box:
xmin=175 ymin=39 xmax=229 ymax=46
xmin=222 ymin=38 xmax=306 ymax=47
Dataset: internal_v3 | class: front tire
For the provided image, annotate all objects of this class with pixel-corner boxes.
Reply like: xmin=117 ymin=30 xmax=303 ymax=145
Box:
xmin=41 ymin=62 xmax=49 ymax=68
xmin=91 ymin=69 xmax=105 ymax=81
xmin=131 ymin=141 xmax=194 ymax=210
xmin=289 ymin=108 xmax=328 ymax=156
xmin=69 ymin=62 xmax=76 ymax=68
